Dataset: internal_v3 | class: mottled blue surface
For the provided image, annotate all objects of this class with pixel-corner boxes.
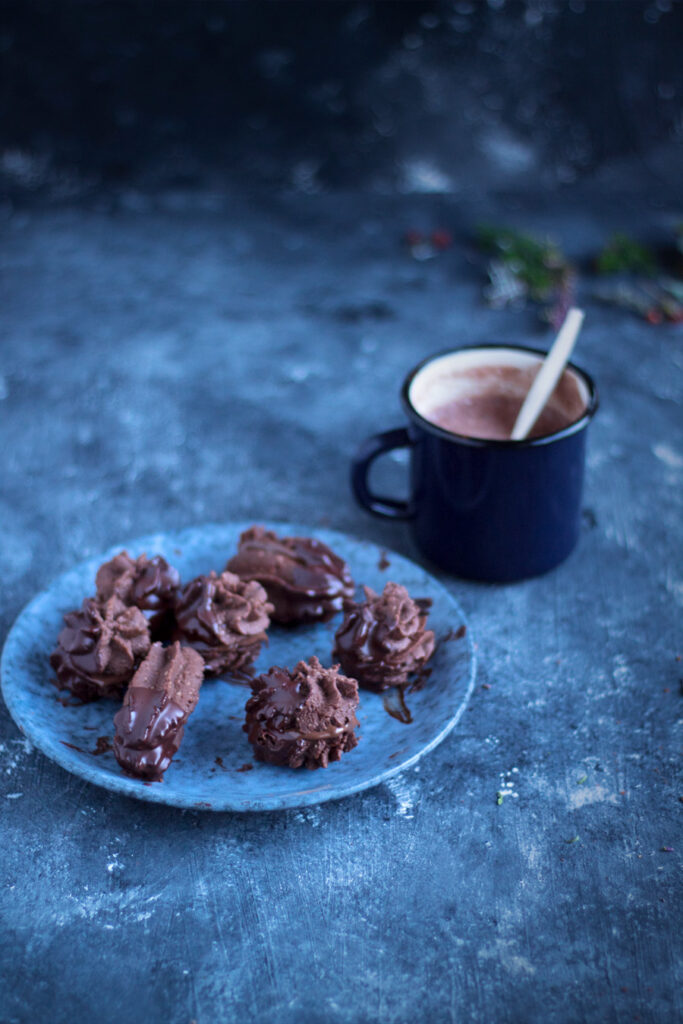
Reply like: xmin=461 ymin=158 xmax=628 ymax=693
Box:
xmin=1 ymin=523 xmax=475 ymax=811
xmin=0 ymin=184 xmax=680 ymax=1024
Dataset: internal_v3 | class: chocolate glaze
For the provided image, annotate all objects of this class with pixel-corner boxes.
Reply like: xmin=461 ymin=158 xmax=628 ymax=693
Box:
xmin=226 ymin=526 xmax=355 ymax=624
xmin=113 ymin=642 xmax=204 ymax=781
xmin=174 ymin=570 xmax=273 ymax=676
xmin=50 ymin=596 xmax=151 ymax=702
xmin=333 ymin=582 xmax=435 ymax=692
xmin=244 ymin=656 xmax=360 ymax=769
xmin=95 ymin=551 xmax=180 ymax=640
xmin=114 ymin=690 xmax=187 ymax=780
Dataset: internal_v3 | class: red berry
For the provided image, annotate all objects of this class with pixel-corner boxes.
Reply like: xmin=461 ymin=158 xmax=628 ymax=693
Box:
xmin=431 ymin=229 xmax=453 ymax=250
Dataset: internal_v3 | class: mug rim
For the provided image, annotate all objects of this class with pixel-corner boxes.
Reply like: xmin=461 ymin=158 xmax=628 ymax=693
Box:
xmin=401 ymin=343 xmax=599 ymax=448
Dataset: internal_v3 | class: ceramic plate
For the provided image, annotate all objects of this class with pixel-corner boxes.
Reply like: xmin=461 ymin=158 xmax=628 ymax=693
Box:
xmin=1 ymin=522 xmax=476 ymax=811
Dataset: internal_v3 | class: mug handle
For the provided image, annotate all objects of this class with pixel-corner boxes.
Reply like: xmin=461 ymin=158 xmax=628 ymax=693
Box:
xmin=351 ymin=427 xmax=415 ymax=520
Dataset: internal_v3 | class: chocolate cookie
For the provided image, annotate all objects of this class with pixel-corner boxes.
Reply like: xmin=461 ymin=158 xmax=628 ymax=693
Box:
xmin=174 ymin=570 xmax=272 ymax=676
xmin=226 ymin=526 xmax=354 ymax=624
xmin=333 ymin=582 xmax=435 ymax=691
xmin=244 ymin=656 xmax=360 ymax=769
xmin=50 ymin=596 xmax=151 ymax=702
xmin=113 ymin=642 xmax=204 ymax=781
xmin=95 ymin=551 xmax=180 ymax=640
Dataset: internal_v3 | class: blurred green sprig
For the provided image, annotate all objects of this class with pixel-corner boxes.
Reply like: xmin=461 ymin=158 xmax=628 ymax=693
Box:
xmin=477 ymin=224 xmax=570 ymax=300
xmin=596 ymin=233 xmax=656 ymax=276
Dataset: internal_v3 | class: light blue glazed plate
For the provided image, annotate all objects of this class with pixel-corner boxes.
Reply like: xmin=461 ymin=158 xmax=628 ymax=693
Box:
xmin=1 ymin=522 xmax=476 ymax=812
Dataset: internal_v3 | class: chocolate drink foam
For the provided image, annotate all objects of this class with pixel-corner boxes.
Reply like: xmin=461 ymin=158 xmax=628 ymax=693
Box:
xmin=427 ymin=365 xmax=585 ymax=440
xmin=410 ymin=351 xmax=587 ymax=442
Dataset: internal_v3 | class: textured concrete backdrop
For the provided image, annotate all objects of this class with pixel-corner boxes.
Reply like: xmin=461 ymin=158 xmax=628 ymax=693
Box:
xmin=0 ymin=176 xmax=681 ymax=1022
xmin=1 ymin=2 xmax=682 ymax=1020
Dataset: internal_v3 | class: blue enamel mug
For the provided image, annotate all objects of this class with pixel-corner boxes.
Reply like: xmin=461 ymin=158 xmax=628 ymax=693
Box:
xmin=351 ymin=345 xmax=599 ymax=582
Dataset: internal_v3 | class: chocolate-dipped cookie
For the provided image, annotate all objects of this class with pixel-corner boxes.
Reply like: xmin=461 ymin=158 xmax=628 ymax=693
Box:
xmin=113 ymin=642 xmax=204 ymax=782
xmin=244 ymin=656 xmax=360 ymax=769
xmin=226 ymin=526 xmax=354 ymax=624
xmin=333 ymin=582 xmax=435 ymax=692
xmin=174 ymin=570 xmax=273 ymax=676
xmin=50 ymin=596 xmax=151 ymax=702
xmin=95 ymin=551 xmax=180 ymax=640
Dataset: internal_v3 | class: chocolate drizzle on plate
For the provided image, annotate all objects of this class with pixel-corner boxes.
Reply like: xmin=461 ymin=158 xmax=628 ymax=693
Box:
xmin=382 ymin=685 xmax=413 ymax=724
xmin=442 ymin=624 xmax=467 ymax=643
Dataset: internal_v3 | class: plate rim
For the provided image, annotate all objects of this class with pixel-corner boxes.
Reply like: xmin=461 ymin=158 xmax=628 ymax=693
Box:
xmin=0 ymin=521 xmax=477 ymax=812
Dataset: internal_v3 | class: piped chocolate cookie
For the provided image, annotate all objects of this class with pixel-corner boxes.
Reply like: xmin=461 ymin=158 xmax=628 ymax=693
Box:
xmin=174 ymin=570 xmax=273 ymax=676
xmin=244 ymin=656 xmax=359 ymax=769
xmin=113 ymin=642 xmax=204 ymax=781
xmin=95 ymin=551 xmax=180 ymax=640
xmin=333 ymin=582 xmax=435 ymax=692
xmin=226 ymin=526 xmax=354 ymax=624
xmin=50 ymin=596 xmax=151 ymax=702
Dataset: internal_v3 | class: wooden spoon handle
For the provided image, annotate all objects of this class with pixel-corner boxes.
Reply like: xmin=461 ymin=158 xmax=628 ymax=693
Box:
xmin=511 ymin=308 xmax=585 ymax=441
